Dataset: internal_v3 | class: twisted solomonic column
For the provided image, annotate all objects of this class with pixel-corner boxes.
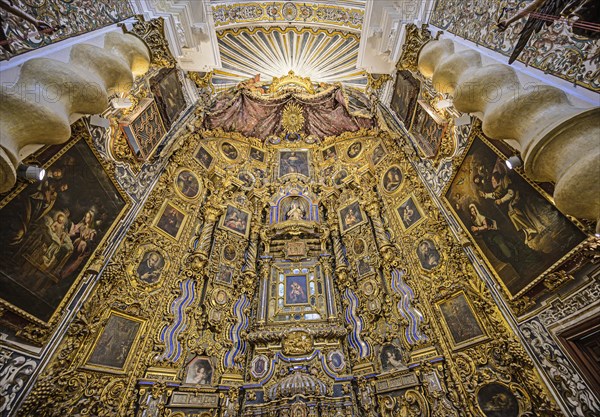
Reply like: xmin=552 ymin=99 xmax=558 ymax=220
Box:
xmin=0 ymin=32 xmax=150 ymax=192
xmin=418 ymin=38 xmax=600 ymax=226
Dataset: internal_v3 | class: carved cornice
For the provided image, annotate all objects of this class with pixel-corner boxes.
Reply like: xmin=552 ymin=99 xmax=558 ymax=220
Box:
xmin=122 ymin=16 xmax=177 ymax=68
xmin=397 ymin=24 xmax=434 ymax=72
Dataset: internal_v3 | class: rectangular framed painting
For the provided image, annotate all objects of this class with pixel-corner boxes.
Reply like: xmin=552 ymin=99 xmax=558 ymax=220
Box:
xmin=0 ymin=133 xmax=128 ymax=325
xmin=284 ymin=275 xmax=309 ymax=306
xmin=219 ymin=205 xmax=251 ymax=238
xmin=152 ymin=201 xmax=187 ymax=241
xmin=119 ymin=98 xmax=166 ymax=160
xmin=410 ymin=100 xmax=447 ymax=159
xmin=436 ymin=292 xmax=487 ymax=350
xmin=83 ymin=310 xmax=146 ymax=373
xmin=338 ymin=201 xmax=366 ymax=234
xmin=396 ymin=194 xmax=425 ymax=232
xmin=150 ymin=68 xmax=187 ymax=129
xmin=443 ymin=134 xmax=587 ymax=299
xmin=278 ymin=150 xmax=310 ymax=178
xmin=183 ymin=356 xmax=214 ymax=385
xmin=390 ymin=70 xmax=420 ymax=126
xmin=194 ymin=145 xmax=215 ymax=171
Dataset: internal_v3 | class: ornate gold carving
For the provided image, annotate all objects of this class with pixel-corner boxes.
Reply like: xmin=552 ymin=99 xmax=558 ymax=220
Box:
xmin=269 ymin=70 xmax=315 ymax=95
xmin=397 ymin=24 xmax=434 ymax=72
xmin=122 ymin=16 xmax=177 ymax=68
xmin=281 ymin=102 xmax=306 ymax=135
xmin=282 ymin=331 xmax=314 ymax=356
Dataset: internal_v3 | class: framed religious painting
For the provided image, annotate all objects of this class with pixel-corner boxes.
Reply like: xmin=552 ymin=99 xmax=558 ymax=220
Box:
xmin=476 ymin=383 xmax=521 ymax=417
xmin=174 ymin=168 xmax=201 ymax=200
xmin=152 ymin=201 xmax=187 ymax=241
xmin=410 ymin=100 xmax=447 ymax=159
xmin=220 ymin=141 xmax=239 ymax=161
xmin=183 ymin=356 xmax=214 ymax=386
xmin=390 ymin=70 xmax=420 ymax=127
xmin=150 ymin=67 xmax=187 ymax=130
xmin=415 ymin=238 xmax=442 ymax=271
xmin=338 ymin=201 xmax=366 ymax=234
xmin=436 ymin=292 xmax=487 ymax=350
xmin=126 ymin=244 xmax=169 ymax=287
xmin=356 ymin=258 xmax=375 ymax=278
xmin=215 ymin=264 xmax=234 ymax=286
xmin=194 ymin=144 xmax=215 ymax=171
xmin=379 ymin=343 xmax=406 ymax=372
xmin=83 ymin=310 xmax=146 ymax=374
xmin=119 ymin=98 xmax=167 ymax=160
xmin=278 ymin=150 xmax=310 ymax=178
xmin=396 ymin=194 xmax=426 ymax=232
xmin=381 ymin=165 xmax=403 ymax=194
xmin=443 ymin=134 xmax=587 ymax=299
xmin=322 ymin=145 xmax=337 ymax=161
xmin=249 ymin=147 xmax=266 ymax=163
xmin=219 ymin=205 xmax=251 ymax=238
xmin=0 ymin=129 xmax=128 ymax=327
xmin=346 ymin=141 xmax=363 ymax=159
xmin=370 ymin=142 xmax=387 ymax=167
xmin=284 ymin=274 xmax=309 ymax=306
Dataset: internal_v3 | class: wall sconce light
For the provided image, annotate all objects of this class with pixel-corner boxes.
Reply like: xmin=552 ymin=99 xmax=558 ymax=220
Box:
xmin=17 ymin=164 xmax=46 ymax=181
xmin=505 ymin=155 xmax=523 ymax=170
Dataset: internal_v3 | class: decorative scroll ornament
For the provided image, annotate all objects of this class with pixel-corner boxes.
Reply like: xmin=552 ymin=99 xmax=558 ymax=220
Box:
xmin=189 ymin=71 xmax=214 ymax=93
xmin=269 ymin=70 xmax=315 ymax=95
xmin=121 ymin=16 xmax=177 ymax=68
xmin=282 ymin=331 xmax=314 ymax=356
xmin=397 ymin=24 xmax=434 ymax=72
xmin=282 ymin=102 xmax=306 ymax=135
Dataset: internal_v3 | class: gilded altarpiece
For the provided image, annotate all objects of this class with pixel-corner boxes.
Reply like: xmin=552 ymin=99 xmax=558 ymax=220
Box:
xmin=13 ymin=77 xmax=573 ymax=417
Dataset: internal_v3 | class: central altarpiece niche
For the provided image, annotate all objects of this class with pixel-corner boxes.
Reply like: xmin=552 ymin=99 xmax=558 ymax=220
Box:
xmin=21 ymin=76 xmax=562 ymax=417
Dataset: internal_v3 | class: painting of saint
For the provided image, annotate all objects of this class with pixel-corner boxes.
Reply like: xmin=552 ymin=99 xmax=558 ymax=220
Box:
xmin=222 ymin=245 xmax=237 ymax=262
xmin=0 ymin=137 xmax=126 ymax=323
xmin=285 ymin=275 xmax=309 ymax=305
xmin=194 ymin=146 xmax=214 ymax=170
xmin=357 ymin=258 xmax=374 ymax=277
xmin=220 ymin=205 xmax=251 ymax=237
xmin=410 ymin=102 xmax=447 ymax=158
xmin=347 ymin=141 xmax=362 ymax=158
xmin=390 ymin=70 xmax=420 ymax=125
xmin=86 ymin=312 xmax=143 ymax=370
xmin=333 ymin=169 xmax=348 ymax=187
xmin=238 ymin=171 xmax=255 ymax=189
xmin=476 ymin=383 xmax=519 ymax=417
xmin=136 ymin=250 xmax=165 ymax=284
xmin=249 ymin=147 xmax=265 ymax=162
xmin=184 ymin=357 xmax=213 ymax=385
xmin=445 ymin=136 xmax=586 ymax=297
xmin=322 ymin=146 xmax=336 ymax=161
xmin=216 ymin=265 xmax=234 ymax=285
xmin=154 ymin=203 xmax=186 ymax=240
xmin=380 ymin=344 xmax=405 ymax=372
xmin=221 ymin=142 xmax=239 ymax=160
xmin=438 ymin=293 xmax=485 ymax=347
xmin=353 ymin=238 xmax=366 ymax=255
xmin=371 ymin=143 xmax=387 ymax=166
xmin=150 ymin=68 xmax=187 ymax=129
xmin=397 ymin=196 xmax=423 ymax=231
xmin=416 ymin=239 xmax=441 ymax=270
xmin=279 ymin=150 xmax=310 ymax=177
xmin=382 ymin=166 xmax=403 ymax=193
xmin=175 ymin=169 xmax=200 ymax=199
xmin=339 ymin=202 xmax=365 ymax=233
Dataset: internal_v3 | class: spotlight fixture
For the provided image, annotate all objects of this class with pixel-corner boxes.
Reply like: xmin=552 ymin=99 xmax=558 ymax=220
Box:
xmin=505 ymin=155 xmax=522 ymax=170
xmin=435 ymin=99 xmax=453 ymax=110
xmin=17 ymin=164 xmax=46 ymax=181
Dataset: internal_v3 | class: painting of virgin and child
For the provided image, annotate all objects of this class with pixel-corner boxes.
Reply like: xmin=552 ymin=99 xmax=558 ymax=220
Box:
xmin=0 ymin=137 xmax=127 ymax=322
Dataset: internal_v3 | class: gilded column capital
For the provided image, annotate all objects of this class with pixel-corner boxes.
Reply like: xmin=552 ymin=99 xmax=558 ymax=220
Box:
xmin=397 ymin=24 xmax=434 ymax=72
